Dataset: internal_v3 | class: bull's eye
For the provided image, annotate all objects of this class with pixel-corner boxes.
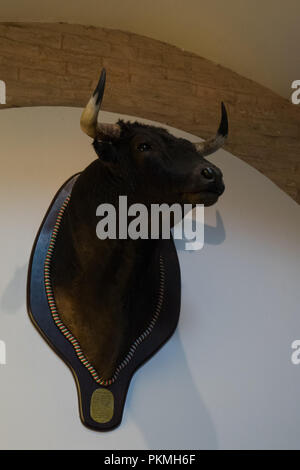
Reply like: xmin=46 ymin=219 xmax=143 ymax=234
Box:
xmin=137 ymin=142 xmax=152 ymax=152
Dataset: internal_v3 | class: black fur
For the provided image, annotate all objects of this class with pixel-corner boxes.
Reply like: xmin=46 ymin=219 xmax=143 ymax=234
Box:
xmin=51 ymin=118 xmax=226 ymax=380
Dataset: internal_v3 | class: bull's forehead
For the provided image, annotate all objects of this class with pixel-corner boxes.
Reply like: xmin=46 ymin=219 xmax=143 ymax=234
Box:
xmin=123 ymin=123 xmax=195 ymax=150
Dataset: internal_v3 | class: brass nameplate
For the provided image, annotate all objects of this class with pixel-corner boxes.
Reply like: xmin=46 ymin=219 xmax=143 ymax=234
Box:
xmin=90 ymin=388 xmax=114 ymax=423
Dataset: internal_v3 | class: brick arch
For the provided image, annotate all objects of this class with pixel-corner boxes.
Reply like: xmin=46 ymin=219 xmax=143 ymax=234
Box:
xmin=0 ymin=21 xmax=299 ymax=202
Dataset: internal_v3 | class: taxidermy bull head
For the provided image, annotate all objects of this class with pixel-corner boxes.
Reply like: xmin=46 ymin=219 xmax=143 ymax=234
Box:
xmin=51 ymin=69 xmax=228 ymax=387
xmin=80 ymin=70 xmax=227 ymax=209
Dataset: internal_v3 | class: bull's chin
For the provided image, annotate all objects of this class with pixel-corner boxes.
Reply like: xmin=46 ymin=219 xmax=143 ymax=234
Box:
xmin=180 ymin=191 xmax=220 ymax=207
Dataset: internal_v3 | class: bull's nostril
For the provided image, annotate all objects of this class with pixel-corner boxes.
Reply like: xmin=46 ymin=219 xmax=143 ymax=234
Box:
xmin=201 ymin=167 xmax=215 ymax=179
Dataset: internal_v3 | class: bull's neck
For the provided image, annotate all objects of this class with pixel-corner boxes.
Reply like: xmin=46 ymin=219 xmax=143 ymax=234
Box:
xmin=64 ymin=161 xmax=155 ymax=294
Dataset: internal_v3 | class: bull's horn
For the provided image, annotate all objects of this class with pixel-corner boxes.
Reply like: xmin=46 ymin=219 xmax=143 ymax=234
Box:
xmin=80 ymin=68 xmax=121 ymax=139
xmin=194 ymin=102 xmax=228 ymax=156
xmin=97 ymin=122 xmax=121 ymax=140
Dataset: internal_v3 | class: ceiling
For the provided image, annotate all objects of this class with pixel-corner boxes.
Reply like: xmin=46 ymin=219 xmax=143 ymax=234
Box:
xmin=1 ymin=0 xmax=299 ymax=98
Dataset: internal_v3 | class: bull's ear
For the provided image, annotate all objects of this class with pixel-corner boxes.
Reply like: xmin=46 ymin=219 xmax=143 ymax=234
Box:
xmin=92 ymin=140 xmax=119 ymax=163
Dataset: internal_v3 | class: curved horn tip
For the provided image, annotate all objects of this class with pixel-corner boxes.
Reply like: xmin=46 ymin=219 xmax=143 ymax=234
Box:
xmin=219 ymin=102 xmax=228 ymax=137
xmin=80 ymin=68 xmax=107 ymax=138
xmin=93 ymin=68 xmax=106 ymax=105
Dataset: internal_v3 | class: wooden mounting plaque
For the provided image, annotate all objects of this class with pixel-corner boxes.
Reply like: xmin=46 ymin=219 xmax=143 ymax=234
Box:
xmin=27 ymin=174 xmax=181 ymax=431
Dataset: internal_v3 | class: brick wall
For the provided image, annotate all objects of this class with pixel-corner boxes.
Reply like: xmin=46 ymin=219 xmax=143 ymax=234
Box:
xmin=0 ymin=21 xmax=300 ymax=202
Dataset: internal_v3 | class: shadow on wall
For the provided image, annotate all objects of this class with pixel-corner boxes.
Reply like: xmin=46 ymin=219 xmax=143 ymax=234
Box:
xmin=126 ymin=210 xmax=225 ymax=448
xmin=175 ymin=210 xmax=226 ymax=251
xmin=125 ymin=329 xmax=218 ymax=449
xmin=1 ymin=263 xmax=28 ymax=314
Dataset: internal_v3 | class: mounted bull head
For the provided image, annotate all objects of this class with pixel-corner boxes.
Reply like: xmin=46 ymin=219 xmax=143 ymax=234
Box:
xmin=51 ymin=69 xmax=228 ymax=383
xmin=80 ymin=68 xmax=228 ymax=208
xmin=28 ymin=68 xmax=230 ymax=430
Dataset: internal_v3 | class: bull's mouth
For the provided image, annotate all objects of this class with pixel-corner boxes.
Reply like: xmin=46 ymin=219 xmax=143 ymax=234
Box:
xmin=180 ymin=190 xmax=221 ymax=206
